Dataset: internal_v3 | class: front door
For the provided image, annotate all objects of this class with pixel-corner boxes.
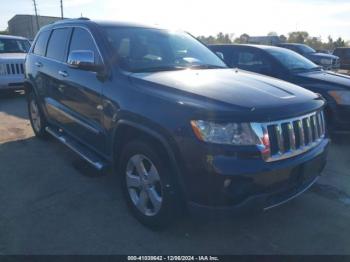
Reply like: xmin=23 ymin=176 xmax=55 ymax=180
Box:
xmin=55 ymin=27 xmax=106 ymax=154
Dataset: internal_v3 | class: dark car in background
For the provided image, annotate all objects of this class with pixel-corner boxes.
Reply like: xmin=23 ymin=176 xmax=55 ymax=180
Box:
xmin=277 ymin=43 xmax=340 ymax=70
xmin=25 ymin=19 xmax=329 ymax=228
xmin=209 ymin=44 xmax=350 ymax=132
xmin=333 ymin=47 xmax=350 ymax=70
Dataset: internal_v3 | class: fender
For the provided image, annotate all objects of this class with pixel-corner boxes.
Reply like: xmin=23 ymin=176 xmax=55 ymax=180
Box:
xmin=111 ymin=119 xmax=187 ymax=195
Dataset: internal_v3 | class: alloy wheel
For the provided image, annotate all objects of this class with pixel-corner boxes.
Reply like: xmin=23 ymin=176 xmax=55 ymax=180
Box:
xmin=30 ymin=99 xmax=41 ymax=132
xmin=125 ymin=154 xmax=163 ymax=216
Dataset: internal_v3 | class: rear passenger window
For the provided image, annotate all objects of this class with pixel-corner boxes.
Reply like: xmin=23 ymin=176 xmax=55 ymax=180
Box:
xmin=33 ymin=30 xmax=50 ymax=56
xmin=68 ymin=28 xmax=101 ymax=64
xmin=46 ymin=28 xmax=70 ymax=62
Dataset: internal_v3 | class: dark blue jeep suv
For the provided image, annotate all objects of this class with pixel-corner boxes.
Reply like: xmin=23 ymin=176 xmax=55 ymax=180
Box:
xmin=277 ymin=43 xmax=340 ymax=70
xmin=209 ymin=44 xmax=350 ymax=132
xmin=25 ymin=19 xmax=329 ymax=228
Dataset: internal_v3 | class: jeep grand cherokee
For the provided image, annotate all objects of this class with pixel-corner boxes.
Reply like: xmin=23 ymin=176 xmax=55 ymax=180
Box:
xmin=25 ymin=19 xmax=329 ymax=228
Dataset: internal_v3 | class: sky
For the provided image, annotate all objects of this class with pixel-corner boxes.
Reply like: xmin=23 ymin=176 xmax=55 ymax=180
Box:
xmin=1 ymin=0 xmax=350 ymax=41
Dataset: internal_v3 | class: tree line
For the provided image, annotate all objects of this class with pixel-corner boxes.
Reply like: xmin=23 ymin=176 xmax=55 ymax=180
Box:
xmin=197 ymin=31 xmax=349 ymax=51
xmin=1 ymin=28 xmax=348 ymax=51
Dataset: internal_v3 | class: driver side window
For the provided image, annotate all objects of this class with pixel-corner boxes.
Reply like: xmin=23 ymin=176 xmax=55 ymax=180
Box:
xmin=68 ymin=27 xmax=102 ymax=64
xmin=237 ymin=50 xmax=272 ymax=75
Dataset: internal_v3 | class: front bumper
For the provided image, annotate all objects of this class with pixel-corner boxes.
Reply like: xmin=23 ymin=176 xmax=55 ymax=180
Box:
xmin=182 ymin=138 xmax=329 ymax=214
xmin=0 ymin=75 xmax=25 ymax=90
xmin=188 ymin=175 xmax=320 ymax=216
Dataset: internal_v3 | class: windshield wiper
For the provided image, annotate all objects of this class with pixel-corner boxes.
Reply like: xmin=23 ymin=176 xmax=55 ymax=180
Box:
xmin=308 ymin=66 xmax=323 ymax=71
xmin=0 ymin=51 xmax=26 ymax=53
xmin=189 ymin=64 xmax=227 ymax=69
xmin=132 ymin=66 xmax=187 ymax=73
xmin=291 ymin=66 xmax=322 ymax=72
xmin=131 ymin=64 xmax=226 ymax=73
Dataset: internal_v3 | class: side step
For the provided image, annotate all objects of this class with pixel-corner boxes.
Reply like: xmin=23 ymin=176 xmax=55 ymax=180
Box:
xmin=45 ymin=126 xmax=108 ymax=171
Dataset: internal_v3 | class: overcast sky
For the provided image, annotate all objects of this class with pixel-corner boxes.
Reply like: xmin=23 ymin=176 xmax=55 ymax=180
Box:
xmin=1 ymin=0 xmax=350 ymax=41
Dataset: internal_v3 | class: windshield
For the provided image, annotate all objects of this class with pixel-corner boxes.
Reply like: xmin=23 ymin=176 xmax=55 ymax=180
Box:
xmin=267 ymin=48 xmax=321 ymax=72
xmin=104 ymin=27 xmax=227 ymax=72
xmin=0 ymin=38 xmax=31 ymax=53
xmin=298 ymin=44 xmax=316 ymax=54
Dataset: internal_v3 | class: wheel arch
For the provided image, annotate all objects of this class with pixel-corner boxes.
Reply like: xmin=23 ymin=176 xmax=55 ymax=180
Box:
xmin=111 ymin=120 xmax=187 ymax=198
xmin=24 ymin=80 xmax=39 ymax=97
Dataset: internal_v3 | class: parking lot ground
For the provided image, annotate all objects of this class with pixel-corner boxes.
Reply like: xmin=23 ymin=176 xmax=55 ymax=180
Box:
xmin=1 ymin=92 xmax=350 ymax=255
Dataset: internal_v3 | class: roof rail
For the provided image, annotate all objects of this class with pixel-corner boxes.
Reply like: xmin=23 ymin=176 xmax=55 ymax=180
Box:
xmin=52 ymin=17 xmax=90 ymax=24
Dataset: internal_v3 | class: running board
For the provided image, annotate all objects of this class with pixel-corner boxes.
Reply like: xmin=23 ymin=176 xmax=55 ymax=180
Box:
xmin=45 ymin=126 xmax=108 ymax=171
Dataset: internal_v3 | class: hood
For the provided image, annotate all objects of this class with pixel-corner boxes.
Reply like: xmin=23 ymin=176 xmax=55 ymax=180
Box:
xmin=130 ymin=69 xmax=319 ymax=111
xmin=309 ymin=52 xmax=339 ymax=60
xmin=296 ymin=70 xmax=350 ymax=90
xmin=0 ymin=53 xmax=26 ymax=61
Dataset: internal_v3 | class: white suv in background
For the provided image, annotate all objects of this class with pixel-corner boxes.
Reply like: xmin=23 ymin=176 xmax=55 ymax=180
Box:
xmin=0 ymin=35 xmax=31 ymax=93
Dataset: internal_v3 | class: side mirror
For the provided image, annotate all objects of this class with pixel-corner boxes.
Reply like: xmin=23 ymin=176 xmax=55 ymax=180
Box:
xmin=67 ymin=50 xmax=103 ymax=72
xmin=215 ymin=52 xmax=224 ymax=60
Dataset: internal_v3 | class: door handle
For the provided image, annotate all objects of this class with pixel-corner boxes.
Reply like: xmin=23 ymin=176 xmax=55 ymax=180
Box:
xmin=58 ymin=86 xmax=64 ymax=93
xmin=58 ymin=70 xmax=68 ymax=77
xmin=35 ymin=62 xmax=43 ymax=67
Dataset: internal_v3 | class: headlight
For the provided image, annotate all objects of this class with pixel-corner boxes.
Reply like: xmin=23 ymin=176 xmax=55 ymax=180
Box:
xmin=320 ymin=58 xmax=332 ymax=65
xmin=190 ymin=120 xmax=260 ymax=145
xmin=329 ymin=90 xmax=350 ymax=105
xmin=0 ymin=64 xmax=7 ymax=75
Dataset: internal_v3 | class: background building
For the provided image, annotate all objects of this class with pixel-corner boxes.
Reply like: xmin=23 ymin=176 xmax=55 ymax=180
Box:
xmin=8 ymin=14 xmax=63 ymax=40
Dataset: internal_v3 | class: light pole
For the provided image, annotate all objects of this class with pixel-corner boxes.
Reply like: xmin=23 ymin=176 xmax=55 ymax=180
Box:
xmin=60 ymin=0 xmax=64 ymax=19
xmin=32 ymin=0 xmax=39 ymax=32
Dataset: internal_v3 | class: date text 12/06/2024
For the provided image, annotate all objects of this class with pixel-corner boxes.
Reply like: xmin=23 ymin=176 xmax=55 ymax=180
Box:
xmin=127 ymin=256 xmax=219 ymax=261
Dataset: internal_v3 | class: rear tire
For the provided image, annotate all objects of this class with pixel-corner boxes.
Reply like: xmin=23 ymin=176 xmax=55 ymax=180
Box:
xmin=119 ymin=140 xmax=182 ymax=229
xmin=27 ymin=90 xmax=48 ymax=139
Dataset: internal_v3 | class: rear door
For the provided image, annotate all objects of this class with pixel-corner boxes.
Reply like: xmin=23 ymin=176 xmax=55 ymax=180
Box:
xmin=27 ymin=30 xmax=51 ymax=114
xmin=41 ymin=27 xmax=72 ymax=125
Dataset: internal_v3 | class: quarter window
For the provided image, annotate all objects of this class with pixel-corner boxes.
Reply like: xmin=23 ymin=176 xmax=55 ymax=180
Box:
xmin=46 ymin=28 xmax=70 ymax=62
xmin=33 ymin=30 xmax=51 ymax=56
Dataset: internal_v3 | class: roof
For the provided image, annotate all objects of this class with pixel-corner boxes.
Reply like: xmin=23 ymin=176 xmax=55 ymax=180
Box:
xmin=210 ymin=43 xmax=282 ymax=50
xmin=0 ymin=34 xmax=29 ymax=40
xmin=50 ymin=18 xmax=165 ymax=30
xmin=209 ymin=44 xmax=294 ymax=54
xmin=278 ymin=43 xmax=306 ymax=46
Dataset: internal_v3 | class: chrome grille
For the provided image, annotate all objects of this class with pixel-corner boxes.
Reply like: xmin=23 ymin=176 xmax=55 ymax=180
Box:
xmin=252 ymin=110 xmax=326 ymax=162
xmin=0 ymin=63 xmax=24 ymax=75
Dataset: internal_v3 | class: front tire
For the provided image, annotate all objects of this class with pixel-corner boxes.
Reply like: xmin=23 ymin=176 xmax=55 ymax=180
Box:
xmin=119 ymin=140 xmax=182 ymax=229
xmin=27 ymin=90 xmax=48 ymax=138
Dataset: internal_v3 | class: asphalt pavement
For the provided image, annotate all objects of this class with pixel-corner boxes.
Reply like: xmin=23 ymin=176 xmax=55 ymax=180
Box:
xmin=1 ymin=92 xmax=350 ymax=255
